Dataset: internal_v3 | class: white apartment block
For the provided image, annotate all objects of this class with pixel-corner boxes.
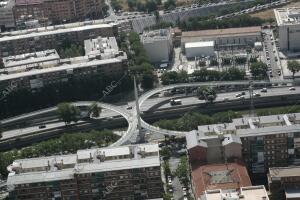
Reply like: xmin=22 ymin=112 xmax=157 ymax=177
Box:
xmin=141 ymin=29 xmax=173 ymax=63
xmin=274 ymin=8 xmax=300 ymax=52
xmin=0 ymin=37 xmax=127 ymax=90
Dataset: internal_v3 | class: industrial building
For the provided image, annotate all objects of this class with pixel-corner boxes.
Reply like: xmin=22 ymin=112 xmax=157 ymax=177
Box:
xmin=274 ymin=8 xmax=300 ymax=52
xmin=6 ymin=143 xmax=164 ymax=199
xmin=0 ymin=21 xmax=117 ymax=60
xmin=185 ymin=41 xmax=215 ymax=58
xmin=268 ymin=166 xmax=300 ymax=200
xmin=181 ymin=26 xmax=262 ymax=50
xmin=186 ymin=113 xmax=300 ymax=174
xmin=141 ymin=29 xmax=173 ymax=64
xmin=0 ymin=37 xmax=127 ymax=91
xmin=201 ymin=186 xmax=269 ymax=200
xmin=0 ymin=0 xmax=15 ymax=31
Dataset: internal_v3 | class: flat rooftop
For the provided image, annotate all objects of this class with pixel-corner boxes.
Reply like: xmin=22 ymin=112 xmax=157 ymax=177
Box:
xmin=0 ymin=55 xmax=126 ymax=82
xmin=185 ymin=41 xmax=214 ymax=48
xmin=274 ymin=8 xmax=300 ymax=26
xmin=2 ymin=49 xmax=60 ymax=68
xmin=202 ymin=186 xmax=269 ymax=200
xmin=0 ymin=22 xmax=115 ymax=42
xmin=7 ymin=143 xmax=160 ymax=185
xmin=141 ymin=29 xmax=171 ymax=43
xmin=269 ymin=166 xmax=300 ymax=178
xmin=182 ymin=26 xmax=261 ymax=39
xmin=191 ymin=162 xmax=251 ymax=198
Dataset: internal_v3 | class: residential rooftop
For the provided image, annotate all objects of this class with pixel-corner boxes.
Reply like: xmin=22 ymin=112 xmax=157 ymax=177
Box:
xmin=191 ymin=162 xmax=252 ymax=198
xmin=201 ymin=186 xmax=269 ymax=200
xmin=7 ymin=143 xmax=160 ymax=185
xmin=0 ymin=21 xmax=116 ymax=42
xmin=2 ymin=49 xmax=60 ymax=68
xmin=274 ymin=8 xmax=300 ymax=26
xmin=269 ymin=166 xmax=300 ymax=179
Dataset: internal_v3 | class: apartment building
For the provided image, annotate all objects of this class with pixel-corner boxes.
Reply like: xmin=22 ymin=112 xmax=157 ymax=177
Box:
xmin=274 ymin=8 xmax=300 ymax=52
xmin=141 ymin=29 xmax=173 ymax=64
xmin=0 ymin=22 xmax=117 ymax=59
xmin=7 ymin=144 xmax=164 ymax=200
xmin=201 ymin=186 xmax=269 ymax=200
xmin=186 ymin=113 xmax=300 ymax=174
xmin=268 ymin=166 xmax=300 ymax=200
xmin=0 ymin=37 xmax=127 ymax=91
xmin=13 ymin=0 xmax=104 ymax=25
xmin=181 ymin=26 xmax=262 ymax=50
xmin=0 ymin=0 xmax=15 ymax=31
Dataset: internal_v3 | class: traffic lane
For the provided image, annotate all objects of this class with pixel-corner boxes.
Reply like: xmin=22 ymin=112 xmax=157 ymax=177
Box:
xmin=1 ymin=108 xmax=122 ymax=140
xmin=153 ymin=86 xmax=300 ymax=109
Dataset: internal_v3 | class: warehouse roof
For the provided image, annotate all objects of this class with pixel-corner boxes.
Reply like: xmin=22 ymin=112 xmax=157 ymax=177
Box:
xmin=182 ymin=26 xmax=261 ymax=38
xmin=185 ymin=41 xmax=214 ymax=48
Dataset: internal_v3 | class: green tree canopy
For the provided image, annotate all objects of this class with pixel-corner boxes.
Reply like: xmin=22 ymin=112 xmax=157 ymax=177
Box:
xmin=57 ymin=102 xmax=80 ymax=124
xmin=89 ymin=102 xmax=102 ymax=118
xmin=250 ymin=61 xmax=268 ymax=79
xmin=287 ymin=60 xmax=300 ymax=80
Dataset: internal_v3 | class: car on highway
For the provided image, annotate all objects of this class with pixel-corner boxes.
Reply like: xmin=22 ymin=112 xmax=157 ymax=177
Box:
xmin=170 ymin=99 xmax=182 ymax=106
xmin=289 ymin=87 xmax=296 ymax=91
xmin=39 ymin=124 xmax=46 ymax=129
xmin=126 ymin=105 xmax=132 ymax=110
xmin=254 ymin=93 xmax=261 ymax=97
xmin=261 ymin=88 xmax=267 ymax=92
xmin=237 ymin=96 xmax=245 ymax=100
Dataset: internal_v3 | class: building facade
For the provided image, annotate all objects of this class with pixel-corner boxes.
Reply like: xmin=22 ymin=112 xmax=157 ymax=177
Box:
xmin=7 ymin=144 xmax=164 ymax=200
xmin=13 ymin=0 xmax=104 ymax=26
xmin=0 ymin=0 xmax=15 ymax=31
xmin=141 ymin=29 xmax=173 ymax=64
xmin=186 ymin=113 xmax=300 ymax=174
xmin=0 ymin=22 xmax=117 ymax=59
xmin=274 ymin=8 xmax=300 ymax=52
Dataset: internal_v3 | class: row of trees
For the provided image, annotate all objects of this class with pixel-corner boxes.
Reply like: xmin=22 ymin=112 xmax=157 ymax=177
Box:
xmin=154 ymin=110 xmax=242 ymax=131
xmin=0 ymin=130 xmax=119 ymax=177
xmin=179 ymin=14 xmax=268 ymax=31
xmin=160 ymin=67 xmax=245 ymax=85
xmin=118 ymin=32 xmax=156 ymax=89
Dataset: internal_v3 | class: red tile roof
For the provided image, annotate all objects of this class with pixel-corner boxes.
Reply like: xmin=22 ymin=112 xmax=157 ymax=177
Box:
xmin=191 ymin=160 xmax=252 ymax=199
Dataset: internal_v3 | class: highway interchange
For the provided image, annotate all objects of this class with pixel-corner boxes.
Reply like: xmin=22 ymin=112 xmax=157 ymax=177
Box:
xmin=1 ymin=80 xmax=297 ymax=146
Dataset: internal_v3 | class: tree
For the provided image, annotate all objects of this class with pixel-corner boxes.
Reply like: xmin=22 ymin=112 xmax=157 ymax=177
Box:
xmin=250 ymin=61 xmax=268 ymax=79
xmin=141 ymin=71 xmax=155 ymax=89
xmin=196 ymin=86 xmax=217 ymax=102
xmin=176 ymin=156 xmax=189 ymax=187
xmin=163 ymin=193 xmax=172 ymax=200
xmin=57 ymin=103 xmax=80 ymax=124
xmin=89 ymin=102 xmax=102 ymax=118
xmin=287 ymin=60 xmax=300 ymax=80
xmin=0 ymin=122 xmax=2 ymax=139
xmin=160 ymin=147 xmax=171 ymax=159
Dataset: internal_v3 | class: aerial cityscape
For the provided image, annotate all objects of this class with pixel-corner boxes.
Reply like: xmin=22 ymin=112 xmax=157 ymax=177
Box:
xmin=1 ymin=0 xmax=300 ymax=199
